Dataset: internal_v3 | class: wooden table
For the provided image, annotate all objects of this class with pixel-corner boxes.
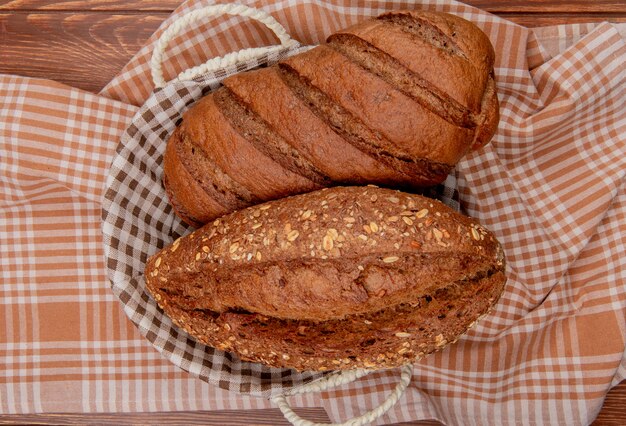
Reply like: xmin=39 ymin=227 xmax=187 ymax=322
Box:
xmin=1 ymin=1 xmax=625 ymax=424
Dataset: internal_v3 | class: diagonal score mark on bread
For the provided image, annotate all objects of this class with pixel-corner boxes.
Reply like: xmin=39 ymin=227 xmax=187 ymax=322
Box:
xmin=276 ymin=62 xmax=454 ymax=184
xmin=176 ymin=128 xmax=259 ymax=211
xmin=213 ymin=87 xmax=332 ymax=186
xmin=377 ymin=12 xmax=468 ymax=59
xmin=327 ymin=33 xmax=475 ymax=129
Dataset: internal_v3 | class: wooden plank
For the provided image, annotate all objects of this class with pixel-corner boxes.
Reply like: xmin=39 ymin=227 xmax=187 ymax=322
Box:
xmin=0 ymin=408 xmax=331 ymax=425
xmin=1 ymin=0 xmax=625 ymax=14
xmin=1 ymin=9 xmax=625 ymax=93
xmin=497 ymin=12 xmax=626 ymax=27
xmin=0 ymin=12 xmax=164 ymax=92
xmin=593 ymin=381 xmax=626 ymax=425
xmin=0 ymin=0 xmax=180 ymax=11
xmin=463 ymin=0 xmax=626 ymax=13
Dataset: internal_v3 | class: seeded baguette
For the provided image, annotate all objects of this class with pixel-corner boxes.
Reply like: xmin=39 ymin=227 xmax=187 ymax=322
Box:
xmin=163 ymin=10 xmax=499 ymax=226
xmin=145 ymin=186 xmax=506 ymax=371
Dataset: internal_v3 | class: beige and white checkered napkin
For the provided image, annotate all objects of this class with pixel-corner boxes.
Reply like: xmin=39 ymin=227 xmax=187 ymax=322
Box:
xmin=2 ymin=0 xmax=625 ymax=424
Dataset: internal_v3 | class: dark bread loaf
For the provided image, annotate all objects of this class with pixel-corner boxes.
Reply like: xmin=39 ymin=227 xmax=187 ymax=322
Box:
xmin=163 ymin=10 xmax=499 ymax=226
xmin=145 ymin=186 xmax=506 ymax=371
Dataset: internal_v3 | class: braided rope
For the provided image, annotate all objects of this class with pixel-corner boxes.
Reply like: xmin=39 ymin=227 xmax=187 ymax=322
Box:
xmin=282 ymin=369 xmax=372 ymax=397
xmin=271 ymin=364 xmax=414 ymax=426
xmin=150 ymin=3 xmax=298 ymax=87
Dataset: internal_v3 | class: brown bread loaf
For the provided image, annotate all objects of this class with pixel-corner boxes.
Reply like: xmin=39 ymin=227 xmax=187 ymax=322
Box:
xmin=145 ymin=186 xmax=507 ymax=371
xmin=163 ymin=10 xmax=499 ymax=226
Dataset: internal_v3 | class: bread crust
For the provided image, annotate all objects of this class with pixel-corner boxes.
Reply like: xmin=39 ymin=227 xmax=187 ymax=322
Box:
xmin=162 ymin=11 xmax=499 ymax=226
xmin=145 ymin=186 xmax=507 ymax=371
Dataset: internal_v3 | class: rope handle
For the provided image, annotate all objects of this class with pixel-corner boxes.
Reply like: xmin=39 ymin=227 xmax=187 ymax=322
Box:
xmin=271 ymin=364 xmax=413 ymax=426
xmin=150 ymin=3 xmax=299 ymax=88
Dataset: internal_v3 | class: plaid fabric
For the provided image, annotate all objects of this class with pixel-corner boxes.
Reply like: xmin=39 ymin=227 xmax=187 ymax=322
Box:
xmin=1 ymin=0 xmax=625 ymax=423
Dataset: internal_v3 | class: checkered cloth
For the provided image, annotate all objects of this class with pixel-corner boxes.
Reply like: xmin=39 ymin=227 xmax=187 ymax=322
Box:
xmin=1 ymin=0 xmax=625 ymax=424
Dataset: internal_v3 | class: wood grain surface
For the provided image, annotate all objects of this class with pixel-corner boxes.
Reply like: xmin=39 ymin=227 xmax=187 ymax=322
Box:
xmin=0 ymin=408 xmax=335 ymax=425
xmin=0 ymin=12 xmax=165 ymax=92
xmin=0 ymin=1 xmax=625 ymax=425
xmin=0 ymin=0 xmax=181 ymax=10
xmin=1 ymin=0 xmax=625 ymax=91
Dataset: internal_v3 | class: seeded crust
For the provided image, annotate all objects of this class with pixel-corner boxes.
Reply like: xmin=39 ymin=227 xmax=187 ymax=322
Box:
xmin=145 ymin=186 xmax=507 ymax=371
xmin=162 ymin=10 xmax=499 ymax=226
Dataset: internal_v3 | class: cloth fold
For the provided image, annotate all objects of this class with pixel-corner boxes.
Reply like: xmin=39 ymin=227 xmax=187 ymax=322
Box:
xmin=1 ymin=0 xmax=624 ymax=424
